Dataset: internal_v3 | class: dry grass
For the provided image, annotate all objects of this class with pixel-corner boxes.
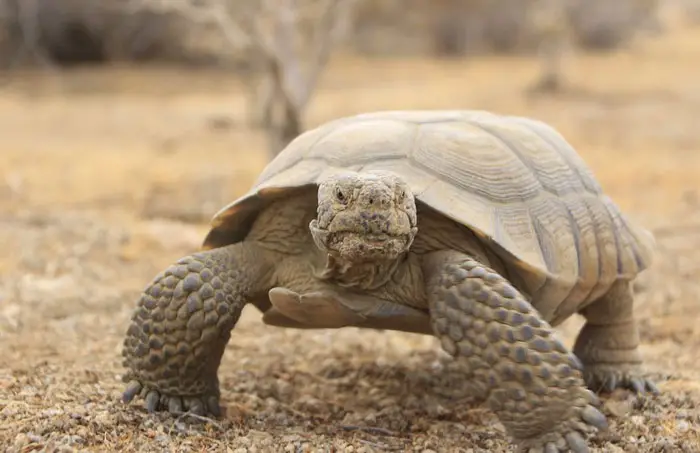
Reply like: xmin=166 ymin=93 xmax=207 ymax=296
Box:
xmin=1 ymin=25 xmax=700 ymax=453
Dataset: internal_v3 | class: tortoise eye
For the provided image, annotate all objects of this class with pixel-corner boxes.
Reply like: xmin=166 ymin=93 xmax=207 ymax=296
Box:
xmin=335 ymin=187 xmax=347 ymax=203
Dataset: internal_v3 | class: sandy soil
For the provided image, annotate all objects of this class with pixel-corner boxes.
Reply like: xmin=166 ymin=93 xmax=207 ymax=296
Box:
xmin=1 ymin=26 xmax=700 ymax=453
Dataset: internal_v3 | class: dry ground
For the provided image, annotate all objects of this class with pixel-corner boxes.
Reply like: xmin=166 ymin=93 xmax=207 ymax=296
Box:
xmin=1 ymin=25 xmax=700 ymax=453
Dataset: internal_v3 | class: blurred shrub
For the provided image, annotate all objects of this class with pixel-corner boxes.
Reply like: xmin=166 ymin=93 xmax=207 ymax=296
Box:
xmin=0 ymin=0 xmax=664 ymax=68
xmin=351 ymin=0 xmax=662 ymax=56
xmin=0 ymin=0 xmax=225 ymax=68
xmin=568 ymin=0 xmax=659 ymax=49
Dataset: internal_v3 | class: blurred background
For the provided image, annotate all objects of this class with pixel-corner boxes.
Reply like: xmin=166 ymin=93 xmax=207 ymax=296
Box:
xmin=1 ymin=0 xmax=699 ymax=451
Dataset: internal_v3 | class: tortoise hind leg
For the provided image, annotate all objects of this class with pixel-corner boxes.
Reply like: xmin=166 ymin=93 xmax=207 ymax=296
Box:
xmin=573 ymin=280 xmax=659 ymax=395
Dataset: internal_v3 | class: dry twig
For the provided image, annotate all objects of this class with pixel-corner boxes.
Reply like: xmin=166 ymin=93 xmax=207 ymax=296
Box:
xmin=128 ymin=0 xmax=358 ymax=158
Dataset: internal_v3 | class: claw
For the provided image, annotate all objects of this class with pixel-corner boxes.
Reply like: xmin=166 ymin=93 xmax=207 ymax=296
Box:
xmin=630 ymin=377 xmax=645 ymax=394
xmin=584 ymin=389 xmax=601 ymax=407
xmin=191 ymin=400 xmax=205 ymax=415
xmin=122 ymin=380 xmax=142 ymax=403
xmin=168 ymin=397 xmax=184 ymax=414
xmin=145 ymin=390 xmax=160 ymax=413
xmin=565 ymin=431 xmax=589 ymax=453
xmin=206 ymin=396 xmax=222 ymax=417
xmin=646 ymin=380 xmax=660 ymax=395
xmin=544 ymin=443 xmax=558 ymax=453
xmin=121 ymin=375 xmax=221 ymax=417
xmin=185 ymin=397 xmax=205 ymax=415
xmin=581 ymin=405 xmax=608 ymax=430
xmin=587 ymin=367 xmax=661 ymax=398
xmin=603 ymin=375 xmax=617 ymax=393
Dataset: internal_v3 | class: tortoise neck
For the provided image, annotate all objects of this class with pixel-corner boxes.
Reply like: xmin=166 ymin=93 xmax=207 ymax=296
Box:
xmin=318 ymin=254 xmax=404 ymax=291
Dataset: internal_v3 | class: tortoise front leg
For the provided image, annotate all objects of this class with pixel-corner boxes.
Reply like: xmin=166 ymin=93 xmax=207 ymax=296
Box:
xmin=121 ymin=243 xmax=273 ymax=416
xmin=423 ymin=251 xmax=608 ymax=452
xmin=574 ymin=280 xmax=659 ymax=394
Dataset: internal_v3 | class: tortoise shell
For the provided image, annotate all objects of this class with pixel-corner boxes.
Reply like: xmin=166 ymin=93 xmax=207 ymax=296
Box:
xmin=202 ymin=110 xmax=654 ymax=320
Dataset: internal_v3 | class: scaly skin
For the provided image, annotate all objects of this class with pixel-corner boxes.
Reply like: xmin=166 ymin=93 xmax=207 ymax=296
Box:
xmin=425 ymin=251 xmax=608 ymax=453
xmin=121 ymin=243 xmax=269 ymax=415
xmin=574 ymin=281 xmax=659 ymax=395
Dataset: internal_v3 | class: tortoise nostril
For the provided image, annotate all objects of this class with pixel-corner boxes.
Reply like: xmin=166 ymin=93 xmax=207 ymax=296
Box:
xmin=368 ymin=198 xmax=374 ymax=205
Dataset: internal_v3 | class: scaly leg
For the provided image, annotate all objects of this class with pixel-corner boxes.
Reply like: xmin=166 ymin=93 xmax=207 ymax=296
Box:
xmin=424 ymin=251 xmax=608 ymax=452
xmin=574 ymin=280 xmax=659 ymax=394
xmin=121 ymin=243 xmax=273 ymax=415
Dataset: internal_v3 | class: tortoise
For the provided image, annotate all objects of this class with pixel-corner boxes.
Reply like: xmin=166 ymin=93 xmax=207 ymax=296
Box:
xmin=120 ymin=110 xmax=658 ymax=452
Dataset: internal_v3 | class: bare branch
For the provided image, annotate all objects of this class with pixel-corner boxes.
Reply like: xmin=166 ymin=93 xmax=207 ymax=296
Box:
xmin=124 ymin=0 xmax=254 ymax=50
xmin=13 ymin=0 xmax=55 ymax=69
xmin=302 ymin=0 xmax=356 ymax=104
xmin=126 ymin=0 xmax=358 ymax=157
xmin=267 ymin=0 xmax=357 ymax=110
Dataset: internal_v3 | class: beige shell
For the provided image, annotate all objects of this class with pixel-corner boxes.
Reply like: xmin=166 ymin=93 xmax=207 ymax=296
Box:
xmin=203 ymin=110 xmax=655 ymax=314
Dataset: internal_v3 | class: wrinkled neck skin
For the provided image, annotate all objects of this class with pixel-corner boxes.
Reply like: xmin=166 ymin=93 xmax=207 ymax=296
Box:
xmin=318 ymin=250 xmax=407 ymax=291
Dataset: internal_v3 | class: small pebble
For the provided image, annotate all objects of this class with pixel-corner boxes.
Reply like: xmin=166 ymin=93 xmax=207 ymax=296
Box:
xmin=630 ymin=415 xmax=645 ymax=426
xmin=676 ymin=420 xmax=689 ymax=433
xmin=27 ymin=433 xmax=43 ymax=443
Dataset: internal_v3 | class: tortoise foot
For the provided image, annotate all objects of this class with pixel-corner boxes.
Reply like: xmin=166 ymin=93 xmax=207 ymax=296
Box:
xmin=515 ymin=404 xmax=608 ymax=453
xmin=582 ymin=365 xmax=660 ymax=395
xmin=122 ymin=379 xmax=222 ymax=417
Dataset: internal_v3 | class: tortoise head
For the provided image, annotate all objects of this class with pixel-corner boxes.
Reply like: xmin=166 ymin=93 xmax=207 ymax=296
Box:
xmin=309 ymin=170 xmax=418 ymax=263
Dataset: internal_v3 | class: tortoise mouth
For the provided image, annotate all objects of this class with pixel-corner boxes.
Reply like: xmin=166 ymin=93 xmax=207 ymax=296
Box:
xmin=328 ymin=231 xmax=412 ymax=262
xmin=341 ymin=232 xmax=393 ymax=242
